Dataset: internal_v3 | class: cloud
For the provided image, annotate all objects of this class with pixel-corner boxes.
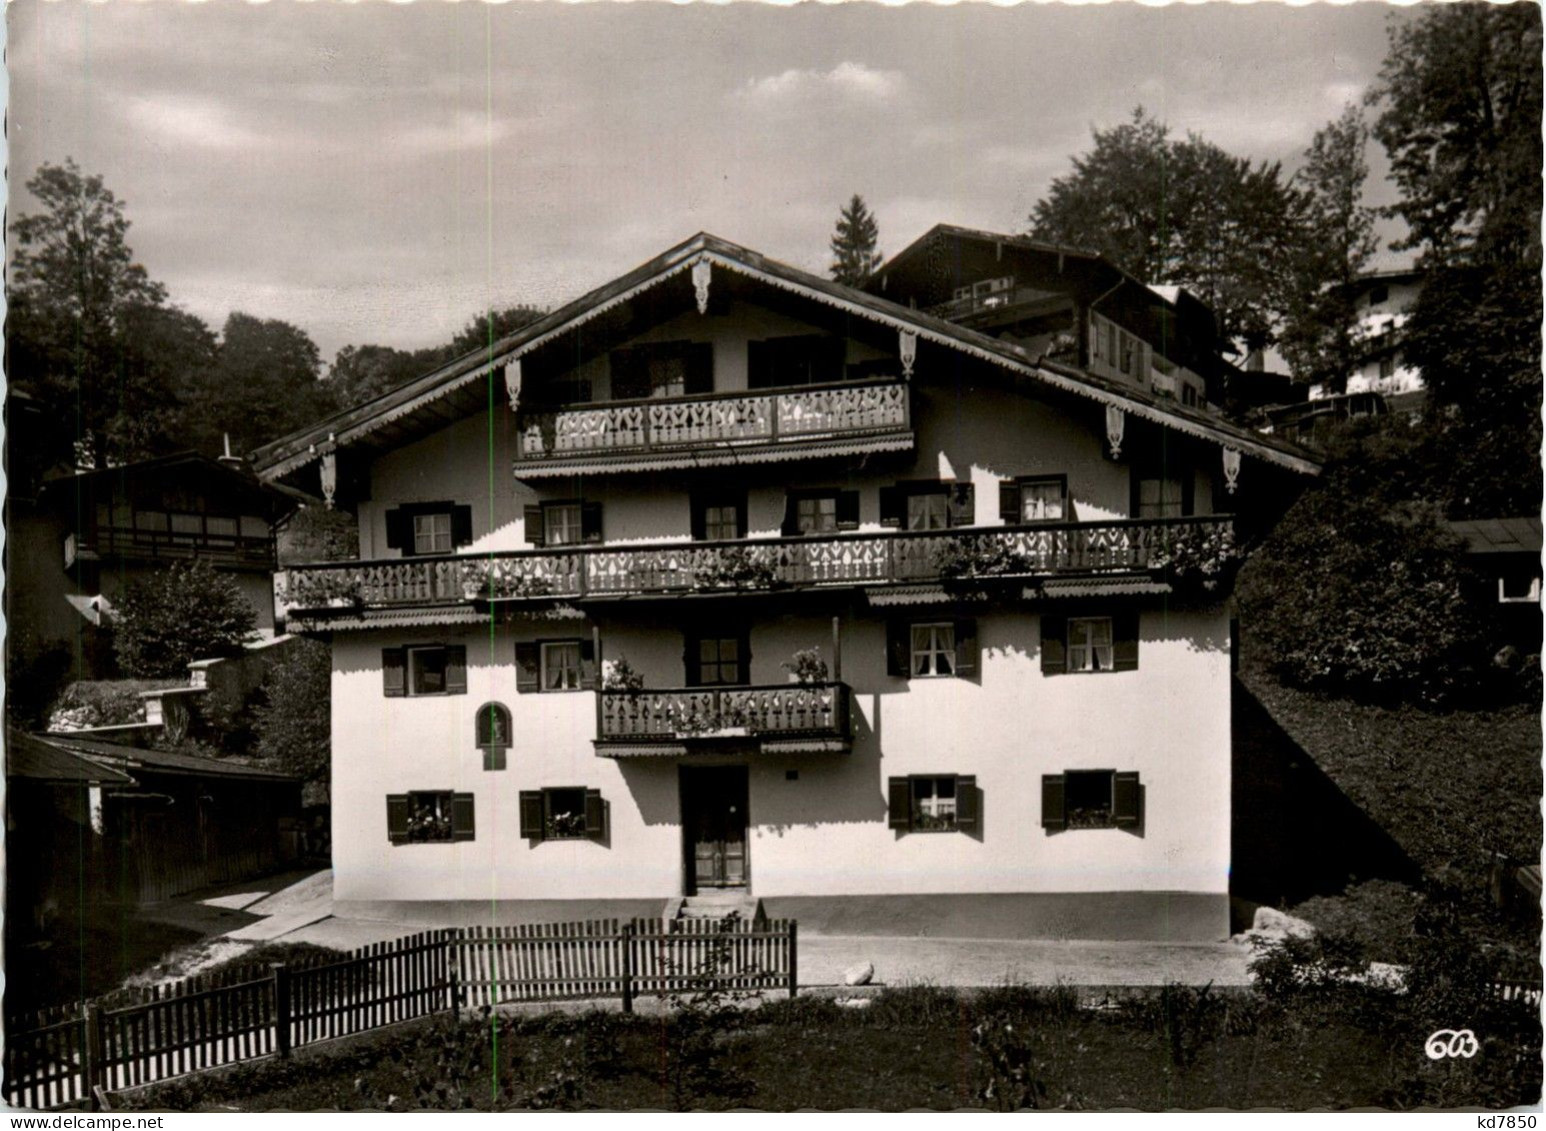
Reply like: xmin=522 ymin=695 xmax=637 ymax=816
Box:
xmin=734 ymin=61 xmax=906 ymax=108
xmin=124 ymin=94 xmax=265 ymax=151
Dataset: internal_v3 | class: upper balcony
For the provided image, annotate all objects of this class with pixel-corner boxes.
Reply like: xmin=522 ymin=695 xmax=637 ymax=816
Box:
xmin=595 ymin=682 xmax=853 ymax=757
xmin=275 ymin=515 xmax=1236 ymax=625
xmin=512 ymin=377 xmax=913 ymax=477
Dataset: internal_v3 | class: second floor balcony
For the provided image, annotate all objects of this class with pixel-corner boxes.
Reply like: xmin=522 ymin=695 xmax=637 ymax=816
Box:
xmin=275 ymin=515 xmax=1237 ymax=623
xmin=512 ymin=378 xmax=913 ymax=475
xmin=595 ymin=682 xmax=852 ymax=756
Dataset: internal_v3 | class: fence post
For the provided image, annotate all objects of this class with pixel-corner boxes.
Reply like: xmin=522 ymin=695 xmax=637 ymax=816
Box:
xmin=787 ymin=921 xmax=798 ymax=999
xmin=621 ymin=921 xmax=636 ymax=1014
xmin=445 ymin=929 xmax=461 ymax=1016
xmin=271 ymin=963 xmax=292 ymax=1058
xmin=81 ymin=1002 xmax=104 ymax=1110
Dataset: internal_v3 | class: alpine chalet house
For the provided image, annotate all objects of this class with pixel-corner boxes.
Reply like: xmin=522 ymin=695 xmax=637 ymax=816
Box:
xmin=252 ymin=230 xmax=1318 ymax=941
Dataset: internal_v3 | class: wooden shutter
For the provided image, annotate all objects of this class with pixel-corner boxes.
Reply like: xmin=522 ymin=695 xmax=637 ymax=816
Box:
xmin=955 ymin=775 xmax=980 ymax=833
xmin=1113 ymin=611 xmax=1140 ymax=672
xmin=451 ymin=793 xmax=476 ymax=841
xmin=887 ymin=777 xmax=912 ymax=831
xmin=878 ymin=486 xmax=904 ymax=528
xmin=947 ymin=483 xmax=975 ymax=528
xmin=1113 ymin=772 xmax=1141 ymax=829
xmin=885 ymin=620 xmax=911 ymax=678
xmin=747 ymin=340 xmax=773 ymax=389
xmin=1040 ymin=616 xmax=1067 ymax=675
xmin=1041 ymin=775 xmax=1066 ymax=831
xmin=384 ymin=508 xmax=409 ymax=551
xmin=581 ymin=502 xmax=604 ymax=543
xmin=515 ymin=643 xmax=541 ymax=693
xmin=683 ymin=634 xmax=702 ymax=687
xmin=780 ymin=494 xmax=801 ymax=537
xmin=519 ymin=791 xmax=544 ymax=839
xmin=382 ymin=648 xmax=406 ymax=697
xmin=732 ymin=495 xmax=748 ymax=539
xmin=386 ymin=794 xmax=409 ymax=843
xmin=611 ymin=349 xmax=649 ymax=400
xmin=835 ymin=490 xmax=860 ymax=531
xmin=999 ymin=481 xmax=1022 ymax=524
xmin=524 ymin=504 xmax=546 ymax=547
xmin=953 ymin=618 xmax=979 ymax=677
xmin=579 ymin=637 xmax=600 ymax=690
xmin=689 ymin=495 xmax=708 ymax=541
xmin=444 ymin=646 xmax=467 ymax=695
xmin=451 ymin=505 xmax=473 ymax=548
xmin=585 ymin=789 xmax=607 ymax=841
xmin=684 ymin=342 xmax=714 ymax=395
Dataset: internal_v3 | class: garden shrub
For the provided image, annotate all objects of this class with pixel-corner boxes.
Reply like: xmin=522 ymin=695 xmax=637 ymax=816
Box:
xmin=113 ymin=560 xmax=257 ymax=677
xmin=863 ymin=984 xmax=964 ymax=1029
xmin=1292 ymin=880 xmax=1424 ymax=963
xmin=971 ymin=1013 xmax=1049 ymax=1110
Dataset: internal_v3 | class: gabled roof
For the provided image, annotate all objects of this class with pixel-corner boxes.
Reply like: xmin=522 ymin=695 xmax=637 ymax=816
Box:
xmin=250 ymin=232 xmax=1319 ymax=479
xmin=38 ymin=734 xmax=302 ymax=783
xmin=6 ymin=730 xmax=136 ymax=785
xmin=41 ymin=450 xmax=312 ymax=510
xmin=1447 ymin=517 xmax=1543 ymax=555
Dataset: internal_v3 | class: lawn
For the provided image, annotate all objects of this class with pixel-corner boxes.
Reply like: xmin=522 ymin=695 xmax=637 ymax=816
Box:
xmin=119 ymin=979 xmax=1541 ymax=1112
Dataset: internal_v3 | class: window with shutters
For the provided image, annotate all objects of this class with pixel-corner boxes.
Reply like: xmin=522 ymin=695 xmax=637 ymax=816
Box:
xmin=545 ymin=503 xmax=584 ymax=546
xmin=911 ymin=623 xmax=955 ymax=677
xmin=887 ymin=774 xmax=980 ymax=836
xmin=783 ymin=489 xmax=859 ymax=536
xmin=692 ymin=491 xmax=746 ymax=542
xmin=906 ymin=492 xmax=949 ymax=531
xmin=798 ymin=495 xmax=838 ymax=534
xmin=403 ymin=645 xmax=467 ymax=696
xmin=1067 ymin=617 xmax=1114 ymax=673
xmin=1000 ymin=476 xmax=1067 ymax=524
xmin=519 ymin=786 xmax=609 ymax=844
xmin=881 ymin=481 xmax=974 ymax=530
xmin=386 ymin=790 xmax=476 ymax=844
xmin=1042 ymin=770 xmax=1141 ymax=833
xmin=412 ymin=512 xmax=453 ymax=555
xmin=541 ymin=641 xmax=583 ymax=691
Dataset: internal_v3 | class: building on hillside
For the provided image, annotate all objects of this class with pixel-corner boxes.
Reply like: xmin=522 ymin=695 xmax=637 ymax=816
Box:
xmin=252 ymin=230 xmax=1319 ymax=942
xmin=1309 ymin=269 xmax=1425 ymax=407
xmin=6 ymin=451 xmax=306 ymax=678
xmin=1445 ymin=516 xmax=1543 ymax=657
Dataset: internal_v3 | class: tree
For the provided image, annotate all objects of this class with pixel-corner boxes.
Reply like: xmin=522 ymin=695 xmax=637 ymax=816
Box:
xmin=324 ymin=343 xmax=444 ymax=409
xmin=829 ymin=195 xmax=882 ymax=287
xmin=1028 ymin=108 xmax=1306 ymax=357
xmin=181 ymin=312 xmax=329 ymax=456
xmin=254 ymin=637 xmax=331 ymax=790
xmin=1278 ymin=106 xmax=1380 ymax=393
xmin=8 ymin=160 xmax=172 ymax=467
xmin=113 ymin=560 xmax=257 ymax=677
xmin=449 ymin=305 xmax=546 ymax=358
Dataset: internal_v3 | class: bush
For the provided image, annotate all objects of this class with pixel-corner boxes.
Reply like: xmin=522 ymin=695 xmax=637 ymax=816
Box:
xmin=113 ymin=560 xmax=258 ymax=677
xmin=254 ymin=637 xmax=331 ymax=787
xmin=47 ymin=679 xmax=182 ymax=730
xmin=1291 ymin=881 xmax=1424 ymax=963
xmin=6 ymin=634 xmax=75 ymax=729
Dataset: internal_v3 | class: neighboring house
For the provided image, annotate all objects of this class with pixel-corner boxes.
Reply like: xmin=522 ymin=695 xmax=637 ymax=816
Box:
xmin=1309 ymin=269 xmax=1426 ymax=405
xmin=32 ymin=733 xmax=304 ymax=904
xmin=252 ymin=230 xmax=1318 ymax=942
xmin=8 ymin=451 xmax=305 ymax=678
xmin=1446 ymin=517 xmax=1543 ymax=656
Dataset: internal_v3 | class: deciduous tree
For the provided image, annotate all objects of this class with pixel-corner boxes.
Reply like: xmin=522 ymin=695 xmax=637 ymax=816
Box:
xmin=254 ymin=637 xmax=332 ymax=789
xmin=113 ymin=560 xmax=258 ymax=678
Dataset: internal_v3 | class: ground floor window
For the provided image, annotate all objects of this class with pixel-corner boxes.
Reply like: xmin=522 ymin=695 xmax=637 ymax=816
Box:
xmin=520 ymin=787 xmax=608 ymax=844
xmin=1041 ymin=771 xmax=1141 ymax=833
xmin=888 ymin=774 xmax=980 ymax=835
xmin=386 ymin=791 xmax=475 ymax=844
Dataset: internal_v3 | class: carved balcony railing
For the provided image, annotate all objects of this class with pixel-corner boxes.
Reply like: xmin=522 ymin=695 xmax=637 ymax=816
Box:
xmin=274 ymin=515 xmax=1236 ymax=620
xmin=514 ymin=378 xmax=911 ymax=468
xmin=595 ymin=682 xmax=852 ymax=752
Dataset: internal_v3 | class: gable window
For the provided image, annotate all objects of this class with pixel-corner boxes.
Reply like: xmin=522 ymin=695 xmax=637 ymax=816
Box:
xmin=999 ymin=476 xmax=1067 ymax=524
xmin=1132 ymin=460 xmax=1193 ymax=519
xmin=691 ymin=491 xmax=747 ymax=542
xmin=611 ymin=341 xmax=713 ymax=400
xmin=782 ymin=489 xmax=859 ymax=536
xmin=386 ymin=790 xmax=475 ymax=844
xmin=519 ymin=786 xmax=609 ymax=844
xmin=383 ymin=645 xmax=468 ymax=697
xmin=686 ymin=630 xmax=749 ymax=686
xmin=747 ymin=335 xmax=845 ymax=390
xmin=524 ymin=500 xmax=603 ymax=548
xmin=385 ymin=502 xmax=473 ymax=557
xmin=515 ymin=638 xmax=598 ymax=693
xmin=475 ymin=702 xmax=512 ymax=771
xmin=887 ymin=618 xmax=978 ymax=680
xmin=1041 ymin=771 xmax=1141 ymax=833
xmin=887 ymin=774 xmax=981 ymax=836
xmin=1040 ymin=613 xmax=1138 ymax=675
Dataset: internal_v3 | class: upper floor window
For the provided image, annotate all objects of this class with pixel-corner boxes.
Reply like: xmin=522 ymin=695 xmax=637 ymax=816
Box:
xmin=1040 ymin=613 xmax=1138 ymax=675
xmin=908 ymin=493 xmax=948 ymax=531
xmin=781 ymin=489 xmax=859 ymax=536
xmin=524 ymin=500 xmax=602 ymax=548
xmin=999 ymin=477 xmax=1066 ymax=524
xmin=1132 ymin=461 xmax=1193 ymax=519
xmin=382 ymin=644 xmax=468 ymax=697
xmin=882 ymin=482 xmax=975 ymax=530
xmin=1067 ymin=617 xmax=1114 ymax=673
xmin=1368 ymin=283 xmax=1389 ymax=306
xmin=385 ymin=503 xmax=472 ymax=558
xmin=1041 ymin=771 xmax=1141 ymax=833
xmin=1378 ymin=355 xmax=1396 ymax=381
xmin=611 ymin=341 xmax=713 ymax=401
xmin=886 ymin=618 xmax=979 ymax=680
xmin=515 ymin=638 xmax=598 ymax=693
xmin=692 ymin=491 xmax=747 ymax=541
xmin=386 ymin=790 xmax=475 ymax=844
xmin=686 ymin=630 xmax=749 ymax=686
xmin=747 ymin=335 xmax=845 ymax=390
xmin=911 ymin=622 xmax=956 ymax=677
xmin=413 ymin=512 xmax=453 ymax=555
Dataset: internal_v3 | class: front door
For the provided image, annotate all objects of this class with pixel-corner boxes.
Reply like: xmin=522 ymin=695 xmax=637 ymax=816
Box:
xmin=681 ymin=766 xmax=749 ymax=893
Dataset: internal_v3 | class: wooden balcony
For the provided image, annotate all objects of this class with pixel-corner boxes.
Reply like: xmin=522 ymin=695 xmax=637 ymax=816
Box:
xmin=68 ymin=525 xmax=275 ymax=571
xmin=595 ymin=682 xmax=852 ymax=756
xmin=513 ymin=378 xmax=913 ymax=475
xmin=274 ymin=516 xmax=1235 ymax=623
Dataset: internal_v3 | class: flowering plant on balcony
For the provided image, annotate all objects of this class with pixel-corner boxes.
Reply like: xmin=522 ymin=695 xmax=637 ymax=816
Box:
xmin=282 ymin=571 xmax=365 ymax=610
xmin=603 ymin=656 xmax=645 ymax=692
xmin=546 ymin=810 xmax=587 ymax=840
xmin=1149 ymin=524 xmax=1242 ymax=593
xmin=783 ymin=647 xmax=830 ymax=684
xmin=934 ymin=535 xmax=1036 ymax=580
xmin=405 ymin=806 xmax=454 ymax=843
xmin=691 ymin=546 xmax=778 ymax=591
xmin=659 ymin=696 xmax=750 ymax=736
xmin=461 ymin=563 xmax=554 ymax=601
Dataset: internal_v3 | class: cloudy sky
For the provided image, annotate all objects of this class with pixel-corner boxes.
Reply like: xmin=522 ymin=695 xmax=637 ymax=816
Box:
xmin=9 ymin=1 xmax=1414 ymax=364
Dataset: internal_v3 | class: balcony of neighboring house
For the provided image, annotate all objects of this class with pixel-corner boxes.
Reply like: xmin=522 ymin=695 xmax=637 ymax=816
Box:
xmin=274 ymin=514 xmax=1235 ymax=624
xmin=67 ymin=511 xmax=276 ymax=571
xmin=593 ymin=681 xmax=853 ymax=757
xmin=511 ymin=377 xmax=914 ymax=477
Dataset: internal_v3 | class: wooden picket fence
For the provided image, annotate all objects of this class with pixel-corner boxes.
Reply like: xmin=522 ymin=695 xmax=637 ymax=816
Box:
xmin=3 ymin=918 xmax=797 ymax=1111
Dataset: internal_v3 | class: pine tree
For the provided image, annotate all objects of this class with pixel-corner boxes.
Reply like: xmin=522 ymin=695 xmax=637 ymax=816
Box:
xmin=829 ymin=195 xmax=882 ymax=287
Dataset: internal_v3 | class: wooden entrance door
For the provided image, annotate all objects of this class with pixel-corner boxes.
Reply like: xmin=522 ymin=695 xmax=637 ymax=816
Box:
xmin=681 ymin=766 xmax=749 ymax=892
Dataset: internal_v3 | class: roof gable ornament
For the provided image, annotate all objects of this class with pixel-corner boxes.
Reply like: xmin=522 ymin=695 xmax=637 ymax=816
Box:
xmin=1105 ymin=407 xmax=1125 ymax=460
xmin=1222 ymin=446 xmax=1242 ymax=494
xmin=899 ymin=330 xmax=917 ymax=379
xmin=319 ymin=433 xmax=338 ymax=507
xmin=504 ymin=358 xmax=522 ymax=413
xmin=691 ymin=258 xmax=712 ymax=315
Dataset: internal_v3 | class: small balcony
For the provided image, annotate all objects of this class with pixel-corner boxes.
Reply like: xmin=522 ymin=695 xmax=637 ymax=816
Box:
xmin=594 ymin=682 xmax=852 ymax=756
xmin=512 ymin=378 xmax=913 ymax=476
xmin=68 ymin=524 xmax=275 ymax=571
xmin=274 ymin=516 xmax=1236 ymax=624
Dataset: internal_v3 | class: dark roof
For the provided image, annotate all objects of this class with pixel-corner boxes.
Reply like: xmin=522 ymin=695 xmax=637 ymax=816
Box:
xmin=875 ymin=222 xmax=1155 ymax=299
xmin=37 ymin=734 xmax=301 ymax=783
xmin=250 ymin=232 xmax=1320 ymax=481
xmin=7 ymin=731 xmax=136 ymax=785
xmin=40 ymin=450 xmax=312 ymax=510
xmin=1446 ymin=517 xmax=1543 ymax=555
